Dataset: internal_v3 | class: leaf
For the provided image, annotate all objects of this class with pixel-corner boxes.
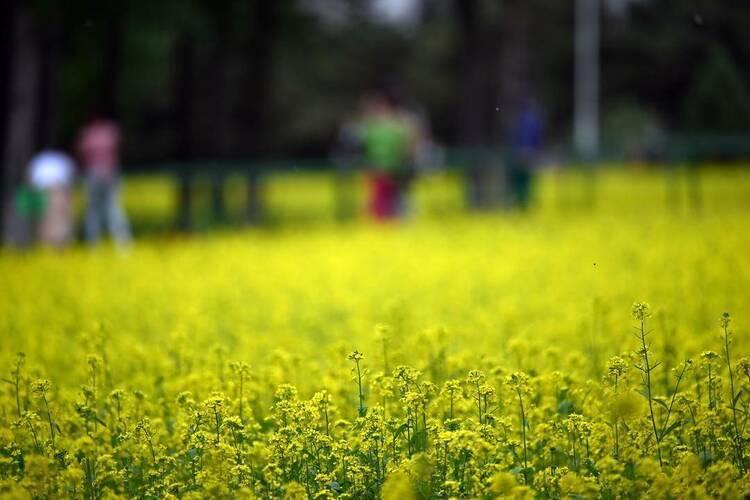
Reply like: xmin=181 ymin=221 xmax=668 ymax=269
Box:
xmin=92 ymin=415 xmax=108 ymax=428
xmin=0 ymin=378 xmax=14 ymax=385
xmin=557 ymin=400 xmax=575 ymax=415
xmin=733 ymin=390 xmax=744 ymax=408
xmin=393 ymin=423 xmax=409 ymax=439
xmin=510 ymin=466 xmax=535 ymax=476
xmin=661 ymin=420 xmax=682 ymax=438
xmin=653 ymin=398 xmax=669 ymax=410
xmin=586 ymin=460 xmax=600 ymax=477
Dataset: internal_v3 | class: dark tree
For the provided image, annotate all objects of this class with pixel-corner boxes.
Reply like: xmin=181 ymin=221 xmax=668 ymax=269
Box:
xmin=100 ymin=8 xmax=124 ymax=119
xmin=173 ymin=33 xmax=196 ymax=231
xmin=243 ymin=0 xmax=279 ymax=223
xmin=3 ymin=1 xmax=41 ymax=241
xmin=455 ymin=0 xmax=484 ymax=148
xmin=36 ymin=4 xmax=65 ymax=149
xmin=0 ymin=1 xmax=15 ymax=236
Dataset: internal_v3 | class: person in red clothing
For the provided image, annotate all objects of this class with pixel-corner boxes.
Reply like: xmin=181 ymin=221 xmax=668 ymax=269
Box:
xmin=357 ymin=92 xmax=415 ymax=220
xmin=76 ymin=116 xmax=131 ymax=245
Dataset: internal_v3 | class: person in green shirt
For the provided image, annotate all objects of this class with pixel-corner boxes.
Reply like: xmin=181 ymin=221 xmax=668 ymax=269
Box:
xmin=358 ymin=92 xmax=416 ymax=219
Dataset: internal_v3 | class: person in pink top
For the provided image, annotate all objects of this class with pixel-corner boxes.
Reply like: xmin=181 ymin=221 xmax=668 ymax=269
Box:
xmin=76 ymin=116 xmax=131 ymax=244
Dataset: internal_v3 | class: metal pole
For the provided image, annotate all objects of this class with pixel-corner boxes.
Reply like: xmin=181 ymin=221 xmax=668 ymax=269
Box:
xmin=574 ymin=0 xmax=600 ymax=161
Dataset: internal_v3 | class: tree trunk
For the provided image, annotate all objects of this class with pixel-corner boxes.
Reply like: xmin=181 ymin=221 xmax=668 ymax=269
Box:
xmin=209 ymin=10 xmax=233 ymax=224
xmin=498 ymin=0 xmax=528 ymax=140
xmin=495 ymin=0 xmax=529 ymax=207
xmin=173 ymin=33 xmax=195 ymax=231
xmin=100 ymin=11 xmax=124 ymax=119
xmin=36 ymin=10 xmax=64 ymax=149
xmin=457 ymin=0 xmax=506 ymax=209
xmin=455 ymin=0 xmax=484 ymax=147
xmin=0 ymin=1 xmax=16 ymax=238
xmin=243 ymin=0 xmax=278 ymax=224
xmin=3 ymin=2 xmax=40 ymax=243
xmin=456 ymin=0 xmax=483 ymax=209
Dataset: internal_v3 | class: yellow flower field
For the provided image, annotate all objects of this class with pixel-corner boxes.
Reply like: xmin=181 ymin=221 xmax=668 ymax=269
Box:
xmin=2 ymin=166 xmax=750 ymax=498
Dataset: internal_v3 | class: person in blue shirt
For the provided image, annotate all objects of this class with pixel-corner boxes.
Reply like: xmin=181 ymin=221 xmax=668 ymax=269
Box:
xmin=510 ymin=99 xmax=544 ymax=209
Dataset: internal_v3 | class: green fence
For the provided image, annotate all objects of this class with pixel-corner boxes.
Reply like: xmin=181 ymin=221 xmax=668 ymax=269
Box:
xmin=131 ymin=134 xmax=748 ymax=229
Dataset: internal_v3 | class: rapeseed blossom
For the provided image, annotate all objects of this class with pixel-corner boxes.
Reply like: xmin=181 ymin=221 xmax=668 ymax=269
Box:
xmin=2 ymin=170 xmax=750 ymax=496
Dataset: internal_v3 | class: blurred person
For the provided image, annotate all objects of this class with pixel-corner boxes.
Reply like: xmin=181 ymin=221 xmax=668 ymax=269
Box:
xmin=393 ymin=98 xmax=434 ymax=217
xmin=357 ymin=92 xmax=416 ymax=220
xmin=3 ymin=183 xmax=45 ymax=249
xmin=76 ymin=115 xmax=131 ymax=245
xmin=331 ymin=119 xmax=362 ymax=221
xmin=509 ymin=99 xmax=544 ymax=209
xmin=28 ymin=150 xmax=75 ymax=248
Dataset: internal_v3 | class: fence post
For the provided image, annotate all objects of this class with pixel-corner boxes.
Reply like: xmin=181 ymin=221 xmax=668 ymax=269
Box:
xmin=176 ymin=163 xmax=192 ymax=231
xmin=245 ymin=165 xmax=263 ymax=224
xmin=210 ymin=163 xmax=226 ymax=222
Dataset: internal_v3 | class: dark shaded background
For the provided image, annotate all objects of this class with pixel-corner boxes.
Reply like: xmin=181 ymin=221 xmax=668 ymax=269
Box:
xmin=2 ymin=0 xmax=750 ymax=209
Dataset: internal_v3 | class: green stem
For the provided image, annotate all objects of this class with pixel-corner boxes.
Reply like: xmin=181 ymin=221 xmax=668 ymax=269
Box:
xmin=640 ymin=319 xmax=663 ymax=467
xmin=658 ymin=362 xmax=687 ymax=440
xmin=13 ymin=364 xmax=22 ymax=419
xmin=239 ymin=374 xmax=244 ymax=423
xmin=476 ymin=381 xmax=482 ymax=424
xmin=355 ymin=359 xmax=365 ymax=417
xmin=613 ymin=375 xmax=619 ymax=458
xmin=516 ymin=387 xmax=529 ymax=484
xmin=42 ymin=395 xmax=55 ymax=448
xmin=449 ymin=390 xmax=454 ymax=420
xmin=724 ymin=324 xmax=745 ymax=472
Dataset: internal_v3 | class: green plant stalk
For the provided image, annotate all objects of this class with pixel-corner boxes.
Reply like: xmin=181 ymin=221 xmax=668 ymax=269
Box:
xmin=483 ymin=393 xmax=489 ymax=426
xmin=13 ymin=361 xmax=22 ymax=419
xmin=723 ymin=323 xmax=745 ymax=472
xmin=42 ymin=394 xmax=55 ymax=448
xmin=658 ymin=361 xmax=688 ymax=440
xmin=570 ymin=430 xmax=578 ymax=471
xmin=91 ymin=366 xmax=97 ymax=433
xmin=516 ymin=386 xmax=529 ymax=484
xmin=27 ymin=418 xmax=42 ymax=453
xmin=421 ymin=401 xmax=428 ymax=451
xmin=475 ymin=380 xmax=482 ymax=424
xmin=146 ymin=432 xmax=156 ymax=463
xmin=613 ymin=374 xmax=619 ymax=458
xmin=639 ymin=318 xmax=663 ymax=467
xmin=449 ymin=390 xmax=454 ymax=420
xmin=406 ymin=407 xmax=412 ymax=457
xmin=354 ymin=359 xmax=365 ymax=417
xmin=238 ymin=373 xmax=244 ymax=423
xmin=214 ymin=408 xmax=221 ymax=444
xmin=382 ymin=336 xmax=389 ymax=375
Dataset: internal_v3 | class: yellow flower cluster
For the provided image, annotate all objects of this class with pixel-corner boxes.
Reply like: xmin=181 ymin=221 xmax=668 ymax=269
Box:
xmin=1 ymin=168 xmax=750 ymax=497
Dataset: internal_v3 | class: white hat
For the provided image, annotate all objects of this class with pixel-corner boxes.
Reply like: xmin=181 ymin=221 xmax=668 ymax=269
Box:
xmin=29 ymin=151 xmax=75 ymax=189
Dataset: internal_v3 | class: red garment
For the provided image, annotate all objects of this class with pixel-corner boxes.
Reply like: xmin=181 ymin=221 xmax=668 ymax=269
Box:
xmin=76 ymin=120 xmax=121 ymax=176
xmin=369 ymin=173 xmax=399 ymax=220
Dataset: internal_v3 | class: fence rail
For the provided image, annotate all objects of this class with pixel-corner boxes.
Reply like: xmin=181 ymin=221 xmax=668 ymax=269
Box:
xmin=120 ymin=134 xmax=750 ymax=230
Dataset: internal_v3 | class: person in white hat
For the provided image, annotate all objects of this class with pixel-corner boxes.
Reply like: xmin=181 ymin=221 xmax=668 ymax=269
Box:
xmin=28 ymin=150 xmax=76 ymax=248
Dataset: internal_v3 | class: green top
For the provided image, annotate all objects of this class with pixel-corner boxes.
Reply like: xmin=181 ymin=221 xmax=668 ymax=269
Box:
xmin=359 ymin=117 xmax=410 ymax=172
xmin=14 ymin=187 xmax=46 ymax=217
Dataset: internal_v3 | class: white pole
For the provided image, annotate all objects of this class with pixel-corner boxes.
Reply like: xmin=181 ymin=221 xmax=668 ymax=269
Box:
xmin=574 ymin=0 xmax=600 ymax=161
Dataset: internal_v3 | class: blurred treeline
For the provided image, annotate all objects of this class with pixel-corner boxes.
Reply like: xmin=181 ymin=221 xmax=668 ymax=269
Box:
xmin=2 ymin=0 xmax=750 ymax=180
